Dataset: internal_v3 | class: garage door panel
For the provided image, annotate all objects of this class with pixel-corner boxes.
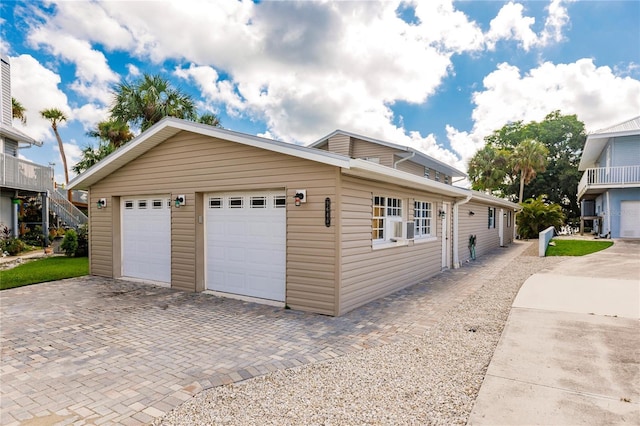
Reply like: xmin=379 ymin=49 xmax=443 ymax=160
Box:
xmin=122 ymin=196 xmax=171 ymax=283
xmin=620 ymin=201 xmax=640 ymax=238
xmin=206 ymin=191 xmax=286 ymax=301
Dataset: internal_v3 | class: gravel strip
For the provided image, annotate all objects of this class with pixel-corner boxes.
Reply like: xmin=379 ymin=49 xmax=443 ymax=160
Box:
xmin=156 ymin=245 xmax=563 ymax=425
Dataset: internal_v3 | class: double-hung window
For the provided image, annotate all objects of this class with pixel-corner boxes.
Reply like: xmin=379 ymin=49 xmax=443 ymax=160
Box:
xmin=372 ymin=196 xmax=403 ymax=243
xmin=414 ymin=201 xmax=433 ymax=238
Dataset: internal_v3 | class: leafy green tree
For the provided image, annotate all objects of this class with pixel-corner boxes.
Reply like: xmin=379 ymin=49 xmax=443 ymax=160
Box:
xmin=512 ymin=139 xmax=548 ymax=202
xmin=40 ymin=108 xmax=69 ymax=185
xmin=12 ymin=97 xmax=27 ymax=124
xmin=468 ymin=145 xmax=510 ymax=195
xmin=517 ymin=195 xmax=565 ymax=239
xmin=111 ymin=74 xmax=198 ymax=131
xmin=87 ymin=119 xmax=134 ymax=148
xmin=197 ymin=112 xmax=222 ymax=127
xmin=72 ymin=142 xmax=115 ymax=174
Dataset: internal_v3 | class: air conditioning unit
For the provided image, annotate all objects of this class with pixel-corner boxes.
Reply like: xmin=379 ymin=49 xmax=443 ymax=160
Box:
xmin=406 ymin=222 xmax=415 ymax=240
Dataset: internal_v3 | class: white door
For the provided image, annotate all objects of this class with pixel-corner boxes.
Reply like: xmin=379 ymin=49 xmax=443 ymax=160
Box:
xmin=620 ymin=201 xmax=640 ymax=238
xmin=122 ymin=196 xmax=171 ymax=283
xmin=498 ymin=208 xmax=504 ymax=246
xmin=441 ymin=202 xmax=450 ymax=269
xmin=206 ymin=191 xmax=286 ymax=301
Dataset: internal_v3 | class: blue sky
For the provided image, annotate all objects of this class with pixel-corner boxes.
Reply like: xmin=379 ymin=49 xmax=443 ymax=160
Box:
xmin=2 ymin=0 xmax=639 ymax=184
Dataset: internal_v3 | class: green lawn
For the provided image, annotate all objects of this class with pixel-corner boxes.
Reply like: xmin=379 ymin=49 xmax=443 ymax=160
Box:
xmin=545 ymin=239 xmax=613 ymax=256
xmin=0 ymin=256 xmax=89 ymax=290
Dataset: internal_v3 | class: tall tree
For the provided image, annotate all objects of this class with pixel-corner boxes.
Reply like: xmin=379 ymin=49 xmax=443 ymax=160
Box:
xmin=511 ymin=139 xmax=548 ymax=202
xmin=72 ymin=142 xmax=115 ymax=174
xmin=40 ymin=108 xmax=69 ymax=185
xmin=197 ymin=112 xmax=221 ymax=127
xmin=111 ymin=74 xmax=197 ymax=131
xmin=87 ymin=119 xmax=134 ymax=148
xmin=467 ymin=145 xmax=510 ymax=194
xmin=12 ymin=98 xmax=27 ymax=124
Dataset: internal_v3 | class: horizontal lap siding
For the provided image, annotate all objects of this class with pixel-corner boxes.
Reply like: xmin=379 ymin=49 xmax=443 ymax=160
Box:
xmin=457 ymin=201 xmax=500 ymax=263
xmin=87 ymin=192 xmax=113 ymax=277
xmin=89 ymin=131 xmax=338 ymax=314
xmin=338 ymin=176 xmax=450 ymax=314
xmin=395 ymin=156 xmax=425 ymax=178
xmin=351 ymin=139 xmax=396 ymax=168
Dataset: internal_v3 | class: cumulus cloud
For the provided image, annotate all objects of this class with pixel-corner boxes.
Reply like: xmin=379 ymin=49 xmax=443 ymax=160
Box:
xmin=448 ymin=58 xmax=640 ymax=166
xmin=10 ymin=54 xmax=71 ymax=142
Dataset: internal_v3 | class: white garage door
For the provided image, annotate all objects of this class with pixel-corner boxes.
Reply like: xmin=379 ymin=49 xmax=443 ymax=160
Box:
xmin=620 ymin=201 xmax=640 ymax=238
xmin=206 ymin=191 xmax=286 ymax=301
xmin=122 ymin=196 xmax=171 ymax=283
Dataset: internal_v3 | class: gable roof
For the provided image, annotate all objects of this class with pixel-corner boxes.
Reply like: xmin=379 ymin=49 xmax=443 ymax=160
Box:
xmin=68 ymin=117 xmax=520 ymax=207
xmin=310 ymin=129 xmax=466 ymax=178
xmin=579 ymin=115 xmax=640 ymax=170
xmin=68 ymin=117 xmax=351 ymax=190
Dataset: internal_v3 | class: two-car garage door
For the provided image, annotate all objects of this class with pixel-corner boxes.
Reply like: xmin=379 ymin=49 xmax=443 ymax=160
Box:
xmin=206 ymin=191 xmax=286 ymax=301
xmin=121 ymin=191 xmax=287 ymax=301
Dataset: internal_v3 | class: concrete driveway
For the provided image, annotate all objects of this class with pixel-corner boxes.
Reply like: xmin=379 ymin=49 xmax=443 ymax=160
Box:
xmin=0 ymin=241 xmax=528 ymax=426
xmin=469 ymin=239 xmax=640 ymax=425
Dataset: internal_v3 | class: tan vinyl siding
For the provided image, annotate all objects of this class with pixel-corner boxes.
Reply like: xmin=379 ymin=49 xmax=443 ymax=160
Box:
xmin=327 ymin=134 xmax=351 ymax=157
xmin=87 ymin=191 xmax=114 ymax=277
xmin=338 ymin=175 xmax=451 ymax=315
xmin=89 ymin=130 xmax=338 ymax=315
xmin=394 ymin=156 xmax=425 ymax=177
xmin=457 ymin=201 xmax=501 ymax=263
xmin=351 ymin=139 xmax=397 ymax=167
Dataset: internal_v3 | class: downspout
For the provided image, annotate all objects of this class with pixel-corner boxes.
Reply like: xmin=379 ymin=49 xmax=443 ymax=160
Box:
xmin=393 ymin=151 xmax=416 ymax=168
xmin=452 ymin=194 xmax=472 ymax=268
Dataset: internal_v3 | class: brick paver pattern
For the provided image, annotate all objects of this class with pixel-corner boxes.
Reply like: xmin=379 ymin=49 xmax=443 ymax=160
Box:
xmin=0 ymin=242 xmax=530 ymax=425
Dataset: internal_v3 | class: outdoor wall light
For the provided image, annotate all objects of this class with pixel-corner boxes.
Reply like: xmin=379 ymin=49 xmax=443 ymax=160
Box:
xmin=294 ymin=189 xmax=306 ymax=207
xmin=438 ymin=209 xmax=446 ymax=219
xmin=174 ymin=195 xmax=186 ymax=208
xmin=468 ymin=211 xmax=475 ymax=216
xmin=96 ymin=198 xmax=107 ymax=209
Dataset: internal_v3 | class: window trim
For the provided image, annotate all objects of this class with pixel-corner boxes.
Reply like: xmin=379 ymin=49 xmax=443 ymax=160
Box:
xmin=414 ymin=200 xmax=435 ymax=241
xmin=488 ymin=207 xmax=496 ymax=229
xmin=372 ymin=195 xmax=408 ymax=249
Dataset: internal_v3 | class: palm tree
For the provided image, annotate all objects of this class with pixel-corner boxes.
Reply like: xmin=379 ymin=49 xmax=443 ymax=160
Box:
xmin=512 ymin=139 xmax=549 ymax=202
xmin=197 ymin=112 xmax=221 ymax=127
xmin=87 ymin=119 xmax=134 ymax=148
xmin=72 ymin=142 xmax=115 ymax=174
xmin=468 ymin=145 xmax=509 ymax=193
xmin=110 ymin=74 xmax=197 ymax=132
xmin=12 ymin=98 xmax=27 ymax=124
xmin=40 ymin=108 xmax=69 ymax=185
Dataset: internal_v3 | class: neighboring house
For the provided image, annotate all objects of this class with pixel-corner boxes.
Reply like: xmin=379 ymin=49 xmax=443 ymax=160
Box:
xmin=0 ymin=56 xmax=52 ymax=238
xmin=68 ymin=118 xmax=519 ymax=316
xmin=577 ymin=116 xmax=640 ymax=238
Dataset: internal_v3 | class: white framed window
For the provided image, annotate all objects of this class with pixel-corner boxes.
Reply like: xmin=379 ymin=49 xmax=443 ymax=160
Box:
xmin=444 ymin=176 xmax=449 ymax=185
xmin=488 ymin=207 xmax=496 ymax=228
xmin=138 ymin=200 xmax=147 ymax=209
xmin=229 ymin=197 xmax=243 ymax=208
xmin=424 ymin=168 xmax=430 ymax=179
xmin=250 ymin=196 xmax=267 ymax=208
xmin=414 ymin=201 xmax=433 ymax=238
xmin=209 ymin=197 xmax=222 ymax=208
xmin=152 ymin=199 xmax=163 ymax=209
xmin=373 ymin=196 xmax=403 ymax=243
xmin=124 ymin=200 xmax=134 ymax=209
xmin=274 ymin=195 xmax=286 ymax=208
xmin=435 ymin=171 xmax=440 ymax=182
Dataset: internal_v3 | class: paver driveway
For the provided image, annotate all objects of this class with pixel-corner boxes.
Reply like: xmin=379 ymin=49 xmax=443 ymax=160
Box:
xmin=0 ymin=242 xmax=529 ymax=425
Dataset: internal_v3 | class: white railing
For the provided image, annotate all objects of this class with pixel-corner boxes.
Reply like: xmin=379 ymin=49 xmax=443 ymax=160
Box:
xmin=50 ymin=187 xmax=88 ymax=228
xmin=578 ymin=165 xmax=640 ymax=199
xmin=0 ymin=153 xmax=54 ymax=192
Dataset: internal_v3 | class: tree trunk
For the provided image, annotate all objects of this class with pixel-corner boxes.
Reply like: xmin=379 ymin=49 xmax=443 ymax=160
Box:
xmin=53 ymin=125 xmax=70 ymax=185
xmin=519 ymin=171 xmax=525 ymax=203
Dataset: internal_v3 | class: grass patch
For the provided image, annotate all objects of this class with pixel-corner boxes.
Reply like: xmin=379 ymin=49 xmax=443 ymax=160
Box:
xmin=546 ymin=239 xmax=613 ymax=256
xmin=0 ymin=256 xmax=89 ymax=290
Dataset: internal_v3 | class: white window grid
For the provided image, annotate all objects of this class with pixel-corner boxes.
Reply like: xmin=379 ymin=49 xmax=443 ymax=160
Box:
xmin=372 ymin=196 xmax=386 ymax=240
xmin=250 ymin=196 xmax=267 ymax=208
xmin=414 ymin=201 xmax=433 ymax=237
xmin=152 ymin=199 xmax=163 ymax=209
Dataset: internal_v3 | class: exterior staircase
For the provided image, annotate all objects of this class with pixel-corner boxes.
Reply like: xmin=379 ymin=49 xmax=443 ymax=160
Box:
xmin=49 ymin=187 xmax=88 ymax=229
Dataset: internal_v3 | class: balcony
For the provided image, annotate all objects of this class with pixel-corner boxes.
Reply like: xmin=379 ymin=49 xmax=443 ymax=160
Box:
xmin=0 ymin=153 xmax=54 ymax=193
xmin=578 ymin=165 xmax=640 ymax=200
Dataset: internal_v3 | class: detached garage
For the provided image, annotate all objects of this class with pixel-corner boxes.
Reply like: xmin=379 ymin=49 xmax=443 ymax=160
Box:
xmin=69 ymin=117 xmax=518 ymax=316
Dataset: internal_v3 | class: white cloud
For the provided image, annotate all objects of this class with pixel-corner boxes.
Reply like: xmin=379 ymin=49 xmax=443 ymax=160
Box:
xmin=485 ymin=2 xmax=538 ymax=51
xmin=10 ymin=54 xmax=71 ymax=142
xmin=72 ymin=103 xmax=110 ymax=132
xmin=540 ymin=0 xmax=574 ymax=46
xmin=448 ymin=58 xmax=640 ymax=167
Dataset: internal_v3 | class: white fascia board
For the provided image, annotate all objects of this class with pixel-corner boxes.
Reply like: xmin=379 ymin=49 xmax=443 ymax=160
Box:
xmin=343 ymin=158 xmax=470 ymax=198
xmin=469 ymin=190 xmax=521 ymax=210
xmin=0 ymin=123 xmax=41 ymax=146
xmin=69 ymin=117 xmax=350 ymax=190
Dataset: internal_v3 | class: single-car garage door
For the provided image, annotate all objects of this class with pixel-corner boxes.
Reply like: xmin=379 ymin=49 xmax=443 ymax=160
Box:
xmin=122 ymin=196 xmax=171 ymax=283
xmin=206 ymin=191 xmax=286 ymax=301
xmin=620 ymin=201 xmax=640 ymax=238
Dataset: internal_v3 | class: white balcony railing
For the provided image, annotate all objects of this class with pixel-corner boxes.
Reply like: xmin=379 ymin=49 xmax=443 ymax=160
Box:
xmin=578 ymin=165 xmax=640 ymax=199
xmin=0 ymin=152 xmax=54 ymax=193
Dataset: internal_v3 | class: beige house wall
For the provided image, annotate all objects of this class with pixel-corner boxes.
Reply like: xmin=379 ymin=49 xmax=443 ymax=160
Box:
xmin=88 ymin=130 xmax=339 ymax=315
xmin=351 ymin=139 xmax=397 ymax=168
xmin=338 ymin=175 xmax=453 ymax=315
xmin=457 ymin=200 xmax=514 ymax=264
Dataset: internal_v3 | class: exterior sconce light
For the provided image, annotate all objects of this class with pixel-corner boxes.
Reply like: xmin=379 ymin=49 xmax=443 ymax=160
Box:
xmin=468 ymin=211 xmax=475 ymax=216
xmin=97 ymin=198 xmax=107 ymax=209
xmin=174 ymin=195 xmax=186 ymax=208
xmin=294 ymin=189 xmax=306 ymax=207
xmin=438 ymin=209 xmax=446 ymax=219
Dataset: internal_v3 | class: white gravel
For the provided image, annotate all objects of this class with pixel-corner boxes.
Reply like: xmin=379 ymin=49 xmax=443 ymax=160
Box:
xmin=156 ymin=245 xmax=563 ymax=425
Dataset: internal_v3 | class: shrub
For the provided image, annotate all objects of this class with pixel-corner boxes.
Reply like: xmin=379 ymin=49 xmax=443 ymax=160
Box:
xmin=75 ymin=225 xmax=88 ymax=257
xmin=2 ymin=238 xmax=26 ymax=256
xmin=60 ymin=229 xmax=79 ymax=257
xmin=517 ymin=195 xmax=565 ymax=239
